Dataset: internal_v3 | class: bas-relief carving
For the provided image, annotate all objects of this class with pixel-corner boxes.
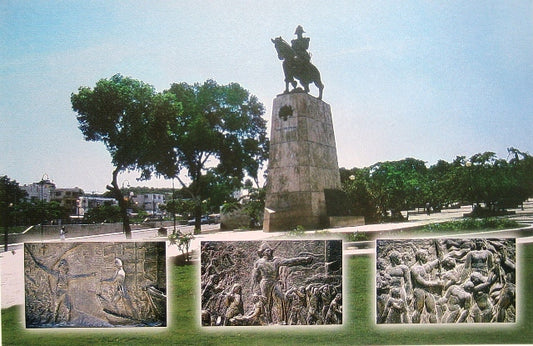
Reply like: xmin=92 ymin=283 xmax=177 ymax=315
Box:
xmin=201 ymin=240 xmax=342 ymax=326
xmin=24 ymin=242 xmax=166 ymax=328
xmin=376 ymin=238 xmax=516 ymax=324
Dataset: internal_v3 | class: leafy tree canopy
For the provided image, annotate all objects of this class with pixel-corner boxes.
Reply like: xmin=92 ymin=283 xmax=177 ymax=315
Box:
xmin=147 ymin=80 xmax=268 ymax=183
xmin=72 ymin=76 xmax=268 ymax=233
xmin=144 ymin=80 xmax=269 ymax=231
xmin=71 ymin=74 xmax=181 ymax=237
xmin=342 ymin=149 xmax=533 ymax=222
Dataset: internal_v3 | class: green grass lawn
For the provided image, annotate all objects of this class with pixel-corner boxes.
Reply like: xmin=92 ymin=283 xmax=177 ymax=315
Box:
xmin=3 ymin=243 xmax=533 ymax=345
xmin=421 ymin=218 xmax=522 ymax=233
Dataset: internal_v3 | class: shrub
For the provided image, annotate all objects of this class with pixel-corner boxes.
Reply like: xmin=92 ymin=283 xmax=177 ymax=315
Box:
xmin=346 ymin=232 xmax=369 ymax=241
xmin=288 ymin=225 xmax=306 ymax=236
xmin=423 ymin=217 xmax=520 ymax=232
xmin=168 ymin=231 xmax=194 ymax=262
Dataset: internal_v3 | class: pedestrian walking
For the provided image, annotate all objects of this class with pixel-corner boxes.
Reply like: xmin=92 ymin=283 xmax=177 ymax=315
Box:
xmin=60 ymin=226 xmax=66 ymax=241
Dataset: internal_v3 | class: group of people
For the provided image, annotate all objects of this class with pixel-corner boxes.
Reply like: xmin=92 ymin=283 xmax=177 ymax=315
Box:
xmin=201 ymin=241 xmax=343 ymax=326
xmin=376 ymin=238 xmax=516 ymax=324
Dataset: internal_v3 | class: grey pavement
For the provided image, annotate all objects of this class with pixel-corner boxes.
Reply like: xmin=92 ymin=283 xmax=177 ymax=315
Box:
xmin=2 ymin=200 xmax=532 ymax=309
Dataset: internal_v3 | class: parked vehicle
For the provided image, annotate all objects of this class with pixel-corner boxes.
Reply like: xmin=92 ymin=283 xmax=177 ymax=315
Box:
xmin=187 ymin=214 xmax=220 ymax=225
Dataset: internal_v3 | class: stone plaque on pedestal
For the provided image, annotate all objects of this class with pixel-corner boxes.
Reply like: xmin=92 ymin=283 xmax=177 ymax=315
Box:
xmin=263 ymin=92 xmax=341 ymax=232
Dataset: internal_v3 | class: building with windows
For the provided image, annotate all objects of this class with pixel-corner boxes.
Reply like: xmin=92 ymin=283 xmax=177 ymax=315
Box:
xmin=22 ymin=179 xmax=84 ymax=215
xmin=22 ymin=179 xmax=87 ymax=221
xmin=52 ymin=187 xmax=84 ymax=215
xmin=77 ymin=196 xmax=118 ymax=217
xmin=22 ymin=179 xmax=56 ymax=202
xmin=132 ymin=193 xmax=166 ymax=215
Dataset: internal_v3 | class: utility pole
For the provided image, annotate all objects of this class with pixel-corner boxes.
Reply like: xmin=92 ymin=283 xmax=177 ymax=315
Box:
xmin=3 ymin=203 xmax=10 ymax=252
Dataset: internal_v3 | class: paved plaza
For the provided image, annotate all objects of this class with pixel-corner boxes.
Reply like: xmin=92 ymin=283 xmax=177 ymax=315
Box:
xmin=2 ymin=201 xmax=532 ymax=309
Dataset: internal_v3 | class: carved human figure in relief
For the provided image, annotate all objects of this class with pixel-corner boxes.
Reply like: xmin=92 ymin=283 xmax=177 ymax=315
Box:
xmin=464 ymin=239 xmax=494 ymax=276
xmin=230 ymin=293 xmax=268 ymax=326
xmin=252 ymin=243 xmax=313 ymax=324
xmin=100 ymin=257 xmax=137 ymax=318
xmin=437 ymin=281 xmax=473 ymax=323
xmin=27 ymin=248 xmax=96 ymax=323
xmin=385 ymin=250 xmax=412 ymax=300
xmin=224 ymin=283 xmax=244 ymax=325
xmin=469 ymin=272 xmax=495 ymax=322
xmin=410 ymin=249 xmax=444 ymax=323
xmin=325 ymin=292 xmax=343 ymax=324
xmin=381 ymin=287 xmax=410 ymax=323
xmin=101 ymin=258 xmax=127 ymax=302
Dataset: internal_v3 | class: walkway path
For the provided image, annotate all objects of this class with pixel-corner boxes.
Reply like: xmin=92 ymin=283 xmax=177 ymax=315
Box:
xmin=2 ymin=200 xmax=532 ymax=309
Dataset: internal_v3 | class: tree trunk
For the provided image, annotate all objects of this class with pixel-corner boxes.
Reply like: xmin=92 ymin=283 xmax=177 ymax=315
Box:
xmin=193 ymin=197 xmax=202 ymax=234
xmin=2 ymin=205 xmax=8 ymax=252
xmin=107 ymin=167 xmax=132 ymax=239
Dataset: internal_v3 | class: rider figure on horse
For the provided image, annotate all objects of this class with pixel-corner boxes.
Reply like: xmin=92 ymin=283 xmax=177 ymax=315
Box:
xmin=291 ymin=26 xmax=311 ymax=65
xmin=272 ymin=25 xmax=324 ymax=99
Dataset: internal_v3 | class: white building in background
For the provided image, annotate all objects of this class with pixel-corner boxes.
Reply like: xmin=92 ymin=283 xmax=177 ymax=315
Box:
xmin=22 ymin=179 xmax=84 ymax=215
xmin=22 ymin=179 xmax=56 ymax=202
xmin=77 ymin=196 xmax=118 ymax=216
xmin=132 ymin=193 xmax=166 ymax=215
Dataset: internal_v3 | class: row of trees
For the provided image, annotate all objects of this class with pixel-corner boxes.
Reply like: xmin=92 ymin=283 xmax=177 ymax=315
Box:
xmin=0 ymin=173 xmax=262 ymax=231
xmin=71 ymin=75 xmax=269 ymax=237
xmin=3 ymin=146 xmax=531 ymax=241
xmin=341 ymin=148 xmax=533 ymax=222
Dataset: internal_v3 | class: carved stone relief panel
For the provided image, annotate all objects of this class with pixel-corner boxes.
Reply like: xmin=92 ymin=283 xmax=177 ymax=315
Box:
xmin=201 ymin=240 xmax=343 ymax=326
xmin=24 ymin=241 xmax=166 ymax=328
xmin=376 ymin=238 xmax=516 ymax=324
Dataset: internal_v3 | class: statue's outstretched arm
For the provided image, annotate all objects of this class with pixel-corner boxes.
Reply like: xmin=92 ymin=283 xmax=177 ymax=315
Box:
xmin=279 ymin=256 xmax=313 ymax=267
xmin=25 ymin=245 xmax=56 ymax=276
xmin=72 ymin=271 xmax=97 ymax=279
xmin=101 ymin=271 xmax=118 ymax=282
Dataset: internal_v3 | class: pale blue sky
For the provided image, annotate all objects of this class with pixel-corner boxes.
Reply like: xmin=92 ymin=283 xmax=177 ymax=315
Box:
xmin=1 ymin=1 xmax=532 ymax=193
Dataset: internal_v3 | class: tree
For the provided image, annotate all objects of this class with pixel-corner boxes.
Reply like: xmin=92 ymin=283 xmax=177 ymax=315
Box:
xmin=240 ymin=180 xmax=267 ymax=229
xmin=161 ymin=198 xmax=196 ymax=219
xmin=146 ymin=80 xmax=269 ymax=233
xmin=83 ymin=203 xmax=122 ymax=224
xmin=1 ymin=176 xmax=28 ymax=250
xmin=507 ymin=147 xmax=533 ymax=203
xmin=367 ymin=158 xmax=428 ymax=220
xmin=427 ymin=160 xmax=454 ymax=208
xmin=342 ymin=149 xmax=533 ymax=222
xmin=340 ymin=167 xmax=377 ymax=222
xmin=71 ymin=74 xmax=181 ymax=238
xmin=460 ymin=150 xmax=533 ymax=213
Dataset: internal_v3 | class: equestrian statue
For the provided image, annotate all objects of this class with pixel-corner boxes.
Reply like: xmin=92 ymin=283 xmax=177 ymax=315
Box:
xmin=272 ymin=26 xmax=324 ymax=100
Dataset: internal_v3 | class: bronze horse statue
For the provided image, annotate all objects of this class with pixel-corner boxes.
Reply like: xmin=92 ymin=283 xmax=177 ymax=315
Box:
xmin=272 ymin=36 xmax=324 ymax=100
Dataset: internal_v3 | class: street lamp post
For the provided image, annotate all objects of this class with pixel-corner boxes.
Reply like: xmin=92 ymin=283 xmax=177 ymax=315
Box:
xmin=3 ymin=203 xmax=12 ymax=252
xmin=40 ymin=173 xmax=49 ymax=240
xmin=76 ymin=199 xmax=81 ymax=223
xmin=121 ymin=180 xmax=130 ymax=235
xmin=172 ymin=179 xmax=176 ymax=234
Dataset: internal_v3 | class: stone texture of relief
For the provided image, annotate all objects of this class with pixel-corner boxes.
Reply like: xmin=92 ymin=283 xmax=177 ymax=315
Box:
xmin=201 ymin=240 xmax=342 ymax=326
xmin=24 ymin=241 xmax=166 ymax=328
xmin=376 ymin=238 xmax=515 ymax=324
